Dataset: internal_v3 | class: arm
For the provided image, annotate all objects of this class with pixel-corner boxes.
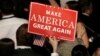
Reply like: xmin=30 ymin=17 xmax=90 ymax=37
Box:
xmin=49 ymin=0 xmax=59 ymax=7
xmin=49 ymin=37 xmax=58 ymax=52
xmin=49 ymin=37 xmax=59 ymax=56
xmin=81 ymin=30 xmax=89 ymax=48
xmin=76 ymin=22 xmax=89 ymax=48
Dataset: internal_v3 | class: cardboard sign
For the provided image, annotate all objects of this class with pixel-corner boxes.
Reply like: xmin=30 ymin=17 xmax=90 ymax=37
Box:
xmin=28 ymin=2 xmax=78 ymax=41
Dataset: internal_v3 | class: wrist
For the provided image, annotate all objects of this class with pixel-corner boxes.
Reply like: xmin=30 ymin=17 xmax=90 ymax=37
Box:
xmin=53 ymin=47 xmax=57 ymax=52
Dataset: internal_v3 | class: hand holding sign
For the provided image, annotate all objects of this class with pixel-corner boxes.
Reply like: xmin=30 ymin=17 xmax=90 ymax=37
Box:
xmin=28 ymin=2 xmax=78 ymax=41
xmin=49 ymin=36 xmax=59 ymax=52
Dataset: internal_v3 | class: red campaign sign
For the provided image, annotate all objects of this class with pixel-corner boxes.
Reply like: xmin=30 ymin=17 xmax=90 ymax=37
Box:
xmin=28 ymin=2 xmax=78 ymax=41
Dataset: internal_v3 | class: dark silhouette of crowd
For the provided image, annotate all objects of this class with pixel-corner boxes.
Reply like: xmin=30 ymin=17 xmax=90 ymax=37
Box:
xmin=0 ymin=0 xmax=100 ymax=56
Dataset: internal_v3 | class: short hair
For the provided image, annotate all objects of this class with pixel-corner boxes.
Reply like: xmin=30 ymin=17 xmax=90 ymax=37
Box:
xmin=81 ymin=3 xmax=92 ymax=13
xmin=66 ymin=1 xmax=79 ymax=11
xmin=0 ymin=0 xmax=14 ymax=15
xmin=16 ymin=24 xmax=33 ymax=46
xmin=71 ymin=45 xmax=90 ymax=56
xmin=0 ymin=38 xmax=15 ymax=56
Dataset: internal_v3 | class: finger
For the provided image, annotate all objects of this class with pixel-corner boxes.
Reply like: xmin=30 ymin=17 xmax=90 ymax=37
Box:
xmin=49 ymin=36 xmax=53 ymax=41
